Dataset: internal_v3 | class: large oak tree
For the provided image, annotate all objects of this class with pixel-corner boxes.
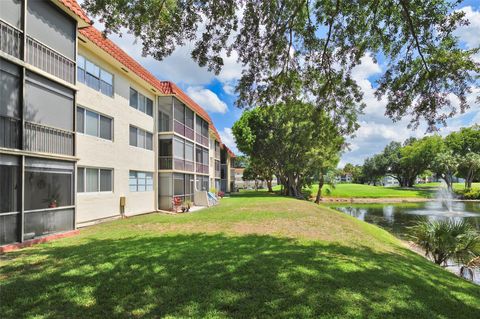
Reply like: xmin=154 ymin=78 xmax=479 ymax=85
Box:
xmin=83 ymin=0 xmax=479 ymax=133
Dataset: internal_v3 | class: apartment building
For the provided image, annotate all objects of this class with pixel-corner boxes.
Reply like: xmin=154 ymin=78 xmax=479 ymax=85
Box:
xmin=0 ymin=0 xmax=234 ymax=246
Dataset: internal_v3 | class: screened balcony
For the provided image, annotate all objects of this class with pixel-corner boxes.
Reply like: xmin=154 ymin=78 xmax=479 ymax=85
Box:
xmin=195 ymin=116 xmax=209 ymax=147
xmin=174 ymin=98 xmax=195 ymax=140
xmin=195 ymin=145 xmax=209 ymax=175
xmin=215 ymin=160 xmax=221 ymax=178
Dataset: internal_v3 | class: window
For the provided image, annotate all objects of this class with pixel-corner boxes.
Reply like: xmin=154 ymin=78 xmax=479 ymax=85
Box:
xmin=129 ymin=87 xmax=153 ymax=116
xmin=25 ymin=71 xmax=74 ymax=131
xmin=24 ymin=158 xmax=74 ymax=210
xmin=195 ymin=146 xmax=202 ymax=163
xmin=77 ymin=106 xmax=113 ymax=141
xmin=158 ymin=96 xmax=172 ymax=132
xmin=77 ymin=55 xmax=113 ymax=97
xmin=173 ymin=173 xmax=194 ymax=201
xmin=77 ymin=167 xmax=113 ymax=193
xmin=185 ymin=141 xmax=194 ymax=162
xmin=173 ymin=137 xmax=184 ymax=159
xmin=174 ymin=100 xmax=185 ymax=124
xmin=185 ymin=108 xmax=194 ymax=129
xmin=129 ymin=126 xmax=153 ymax=150
xmin=159 ymin=111 xmax=170 ymax=131
xmin=129 ymin=171 xmax=153 ymax=192
xmin=196 ymin=175 xmax=209 ymax=191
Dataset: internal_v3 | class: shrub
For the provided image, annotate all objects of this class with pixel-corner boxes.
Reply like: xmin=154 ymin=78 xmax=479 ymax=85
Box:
xmin=217 ymin=191 xmax=225 ymax=198
xmin=462 ymin=189 xmax=480 ymax=200
xmin=409 ymin=218 xmax=480 ymax=266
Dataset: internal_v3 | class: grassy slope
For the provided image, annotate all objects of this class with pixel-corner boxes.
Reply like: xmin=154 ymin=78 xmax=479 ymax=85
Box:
xmin=1 ymin=193 xmax=479 ymax=318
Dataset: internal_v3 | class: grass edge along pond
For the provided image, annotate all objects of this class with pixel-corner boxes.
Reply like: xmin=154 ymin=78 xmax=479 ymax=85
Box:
xmin=268 ymin=182 xmax=480 ymax=199
xmin=1 ymin=192 xmax=479 ymax=318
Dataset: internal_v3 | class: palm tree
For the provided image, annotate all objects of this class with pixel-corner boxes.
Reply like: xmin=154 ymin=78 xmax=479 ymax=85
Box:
xmin=409 ymin=218 xmax=480 ymax=266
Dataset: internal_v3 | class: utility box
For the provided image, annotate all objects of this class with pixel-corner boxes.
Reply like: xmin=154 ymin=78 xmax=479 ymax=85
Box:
xmin=120 ymin=196 xmax=126 ymax=218
xmin=120 ymin=196 xmax=126 ymax=207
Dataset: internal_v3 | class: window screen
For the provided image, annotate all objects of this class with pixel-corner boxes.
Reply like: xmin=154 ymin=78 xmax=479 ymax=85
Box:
xmin=100 ymin=169 xmax=113 ymax=192
xmin=24 ymin=158 xmax=74 ymax=211
xmin=77 ymin=167 xmax=84 ymax=193
xmin=25 ymin=72 xmax=74 ymax=131
xmin=27 ymin=0 xmax=76 ymax=59
xmin=0 ymin=58 xmax=20 ymax=119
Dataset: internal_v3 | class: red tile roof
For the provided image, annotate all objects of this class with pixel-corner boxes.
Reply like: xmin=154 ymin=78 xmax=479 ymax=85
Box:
xmin=159 ymin=81 xmax=213 ymax=124
xmin=79 ymin=26 xmax=169 ymax=95
xmin=72 ymin=3 xmax=233 ymax=153
xmin=57 ymin=0 xmax=91 ymax=24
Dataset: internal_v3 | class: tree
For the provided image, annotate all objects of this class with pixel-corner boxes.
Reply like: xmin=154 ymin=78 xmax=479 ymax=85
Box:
xmin=233 ymin=155 xmax=249 ymax=168
xmin=242 ymin=164 xmax=262 ymax=191
xmin=350 ymin=165 xmax=366 ymax=184
xmin=458 ymin=153 xmax=480 ymax=189
xmin=233 ymin=101 xmax=343 ymax=198
xmin=446 ymin=125 xmax=480 ymax=188
xmin=432 ymin=151 xmax=459 ymax=191
xmin=362 ymin=155 xmax=385 ymax=186
xmin=83 ymin=0 xmax=479 ymax=132
xmin=398 ymin=136 xmax=445 ymax=187
xmin=312 ymin=149 xmax=340 ymax=203
xmin=342 ymin=163 xmax=355 ymax=175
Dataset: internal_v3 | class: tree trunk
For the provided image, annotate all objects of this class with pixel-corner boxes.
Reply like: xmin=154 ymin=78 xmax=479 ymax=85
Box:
xmin=466 ymin=167 xmax=474 ymax=189
xmin=267 ymin=179 xmax=273 ymax=192
xmin=315 ymin=174 xmax=324 ymax=204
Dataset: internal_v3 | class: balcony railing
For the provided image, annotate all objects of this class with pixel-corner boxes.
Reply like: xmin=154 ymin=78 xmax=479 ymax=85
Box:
xmin=174 ymin=120 xmax=195 ymax=141
xmin=26 ymin=36 xmax=75 ymax=84
xmin=0 ymin=115 xmax=21 ymax=149
xmin=215 ymin=149 xmax=221 ymax=159
xmin=185 ymin=160 xmax=194 ymax=172
xmin=195 ymin=133 xmax=209 ymax=147
xmin=173 ymin=120 xmax=184 ymax=136
xmin=159 ymin=156 xmax=173 ymax=170
xmin=172 ymin=158 xmax=195 ymax=172
xmin=195 ymin=163 xmax=209 ymax=174
xmin=185 ymin=126 xmax=194 ymax=140
xmin=24 ymin=121 xmax=74 ymax=156
xmin=215 ymin=169 xmax=221 ymax=178
xmin=0 ymin=19 xmax=22 ymax=59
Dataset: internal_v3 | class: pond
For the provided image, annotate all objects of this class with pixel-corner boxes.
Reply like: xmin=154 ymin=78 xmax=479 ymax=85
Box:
xmin=331 ymin=201 xmax=480 ymax=284
xmin=331 ymin=201 xmax=480 ymax=239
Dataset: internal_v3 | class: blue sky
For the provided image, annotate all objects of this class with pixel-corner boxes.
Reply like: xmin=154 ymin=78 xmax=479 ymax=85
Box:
xmin=95 ymin=1 xmax=480 ymax=166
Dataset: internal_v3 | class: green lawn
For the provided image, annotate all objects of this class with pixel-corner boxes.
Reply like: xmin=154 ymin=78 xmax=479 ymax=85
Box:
xmin=306 ymin=183 xmax=434 ymax=198
xmin=414 ymin=182 xmax=480 ymax=190
xmin=1 ymin=193 xmax=479 ymax=318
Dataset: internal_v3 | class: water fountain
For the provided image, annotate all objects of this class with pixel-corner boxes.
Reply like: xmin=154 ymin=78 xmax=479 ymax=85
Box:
xmin=436 ymin=181 xmax=453 ymax=212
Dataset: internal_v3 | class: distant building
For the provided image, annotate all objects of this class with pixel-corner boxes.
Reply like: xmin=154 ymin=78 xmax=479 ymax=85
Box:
xmin=335 ymin=173 xmax=353 ymax=183
xmin=233 ymin=167 xmax=277 ymax=190
xmin=382 ymin=176 xmax=399 ymax=186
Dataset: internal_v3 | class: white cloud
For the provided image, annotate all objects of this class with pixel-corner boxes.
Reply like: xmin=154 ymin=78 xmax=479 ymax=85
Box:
xmin=222 ymin=82 xmax=236 ymax=95
xmin=219 ymin=127 xmax=239 ymax=154
xmin=351 ymin=54 xmax=382 ymax=80
xmin=456 ymin=6 xmax=480 ymax=49
xmin=186 ymin=87 xmax=228 ymax=114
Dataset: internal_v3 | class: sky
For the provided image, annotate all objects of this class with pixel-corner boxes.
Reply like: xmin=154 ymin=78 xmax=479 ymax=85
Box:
xmin=89 ymin=1 xmax=480 ymax=167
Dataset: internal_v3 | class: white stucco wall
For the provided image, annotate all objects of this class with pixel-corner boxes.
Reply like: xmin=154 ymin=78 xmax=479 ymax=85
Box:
xmin=76 ymin=46 xmax=156 ymax=225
